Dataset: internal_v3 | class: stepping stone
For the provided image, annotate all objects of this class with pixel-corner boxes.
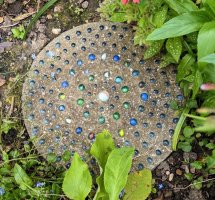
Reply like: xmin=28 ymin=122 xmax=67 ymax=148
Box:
xmin=22 ymin=22 xmax=184 ymax=170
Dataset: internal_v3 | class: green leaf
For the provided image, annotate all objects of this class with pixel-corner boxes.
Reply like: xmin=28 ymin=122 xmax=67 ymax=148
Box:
xmin=47 ymin=153 xmax=57 ymax=163
xmin=62 ymin=150 xmax=71 ymax=162
xmin=183 ymin=126 xmax=194 ymax=138
xmin=144 ymin=40 xmax=164 ymax=59
xmin=206 ymin=143 xmax=215 ymax=149
xmin=195 ymin=117 xmax=215 ymax=132
xmin=193 ymin=177 xmax=203 ymax=190
xmin=178 ymin=141 xmax=192 ymax=152
xmin=62 ymin=153 xmax=92 ymax=200
xmin=104 ymin=147 xmax=134 ymax=200
xmin=206 ymin=156 xmax=215 ymax=168
xmin=90 ymin=130 xmax=115 ymax=199
xmin=166 ymin=37 xmax=182 ymax=62
xmin=153 ymin=5 xmax=168 ymax=28
xmin=198 ymin=21 xmax=215 ymax=60
xmin=205 ymin=0 xmax=215 ymax=15
xmin=192 ymin=70 xmax=203 ymax=99
xmin=24 ymin=0 xmax=58 ymax=39
xmin=124 ymin=169 xmax=152 ymax=200
xmin=13 ymin=163 xmax=33 ymax=190
xmin=160 ymin=53 xmax=177 ymax=68
xmin=164 ymin=0 xmax=198 ymax=14
xmin=147 ymin=11 xmax=210 ymax=40
xmin=110 ymin=12 xmax=127 ymax=22
xmin=172 ymin=107 xmax=190 ymax=151
xmin=191 ymin=161 xmax=203 ymax=169
xmin=176 ymin=54 xmax=195 ymax=82
xmin=199 ymin=53 xmax=215 ymax=64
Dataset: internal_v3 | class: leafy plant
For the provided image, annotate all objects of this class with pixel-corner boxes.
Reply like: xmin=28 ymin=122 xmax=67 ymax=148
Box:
xmin=62 ymin=130 xmax=152 ymax=200
xmin=11 ymin=25 xmax=26 ymax=40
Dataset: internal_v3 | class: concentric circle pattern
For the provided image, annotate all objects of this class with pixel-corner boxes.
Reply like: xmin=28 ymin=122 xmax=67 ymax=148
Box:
xmin=22 ymin=22 xmax=184 ymax=169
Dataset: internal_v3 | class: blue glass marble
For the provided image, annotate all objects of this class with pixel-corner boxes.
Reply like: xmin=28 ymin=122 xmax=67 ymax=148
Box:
xmin=134 ymin=149 xmax=139 ymax=156
xmin=48 ymin=103 xmax=53 ymax=107
xmin=139 ymin=59 xmax=145 ymax=64
xmin=58 ymin=105 xmax=65 ymax=111
xmin=56 ymin=156 xmax=62 ymax=162
xmin=77 ymin=60 xmax=83 ymax=66
xmin=76 ymin=127 xmax=82 ymax=134
xmin=49 ymin=89 xmax=54 ymax=94
xmin=28 ymin=114 xmax=34 ymax=121
xmin=132 ymin=70 xmax=140 ymax=77
xmin=164 ymin=103 xmax=170 ymax=108
xmin=65 ymin=35 xmax=70 ymax=40
xmin=71 ymin=43 xmax=76 ymax=47
xmin=160 ymin=113 xmax=166 ymax=119
xmin=113 ymin=55 xmax=120 ymax=62
xmin=64 ymin=131 xmax=70 ymax=136
xmin=147 ymin=157 xmax=153 ymax=164
xmin=158 ymin=183 xmax=164 ymax=190
xmin=61 ymin=81 xmax=69 ymax=88
xmin=156 ymin=123 xmax=162 ymax=128
xmin=143 ymin=122 xmax=148 ymax=128
xmin=115 ymin=76 xmax=123 ymax=84
xmin=81 ymin=46 xmax=86 ymax=51
xmin=169 ymin=129 xmax=174 ymax=135
xmin=39 ymin=109 xmax=46 ymax=114
xmin=173 ymin=118 xmax=179 ymax=124
xmin=150 ymin=78 xmax=156 ymax=83
xmin=88 ymin=54 xmax=96 ymax=61
xmin=29 ymin=80 xmax=35 ymax=87
xmin=100 ymin=25 xmax=104 ymax=30
xmin=56 ymin=68 xmax=62 ymax=73
xmin=137 ymin=163 xmax=144 ymax=170
xmin=122 ymin=46 xmax=127 ymax=51
xmin=43 ymin=119 xmax=50 ymax=125
xmin=87 ymin=27 xmax=92 ymax=33
xmin=156 ymin=150 xmax=162 ymax=155
xmin=46 ymin=50 xmax=54 ymax=58
xmin=134 ymin=131 xmax=140 ymax=137
xmin=151 ymin=100 xmax=157 ymax=106
xmin=33 ymin=69 xmax=39 ymax=75
xmin=64 ymin=60 xmax=69 ymax=65
xmin=140 ymin=93 xmax=149 ymax=101
xmin=55 ymin=136 xmax=60 ymax=142
xmin=177 ymin=94 xmax=184 ymax=100
xmin=124 ymin=140 xmax=131 ymax=146
xmin=39 ymin=139 xmax=45 ymax=145
xmin=148 ymin=112 xmax=154 ymax=117
xmin=163 ymin=140 xmax=170 ymax=146
xmin=76 ymin=31 xmax=81 ymax=36
xmin=32 ymin=127 xmax=39 ymax=136
xmin=142 ymin=141 xmax=148 ymax=148
xmin=39 ymin=60 xmax=44 ymax=65
xmin=55 ymin=124 xmax=61 ymax=129
xmin=149 ymin=132 xmax=155 ymax=138
xmin=27 ymin=102 xmax=32 ymax=108
xmin=165 ymin=92 xmax=171 ymax=97
xmin=55 ymin=42 xmax=61 ymax=48
xmin=165 ymin=81 xmax=170 ymax=87
xmin=47 ymin=147 xmax=54 ymax=153
xmin=130 ymin=118 xmax=137 ymax=126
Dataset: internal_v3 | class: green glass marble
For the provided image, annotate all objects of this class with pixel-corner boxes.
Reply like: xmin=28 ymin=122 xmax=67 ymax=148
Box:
xmin=123 ymin=102 xmax=130 ymax=109
xmin=59 ymin=93 xmax=66 ymax=100
xmin=98 ymin=116 xmax=105 ymax=124
xmin=113 ymin=112 xmax=120 ymax=120
xmin=83 ymin=111 xmax=90 ymax=118
xmin=78 ymin=84 xmax=85 ymax=91
xmin=121 ymin=86 xmax=129 ymax=93
xmin=89 ymin=75 xmax=95 ymax=81
xmin=77 ymin=98 xmax=84 ymax=106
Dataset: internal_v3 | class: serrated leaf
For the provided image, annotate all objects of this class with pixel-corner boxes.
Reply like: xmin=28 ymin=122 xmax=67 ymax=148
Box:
xmin=144 ymin=40 xmax=164 ymax=59
xmin=198 ymin=21 xmax=215 ymax=60
xmin=164 ymin=0 xmax=198 ymax=14
xmin=192 ymin=70 xmax=203 ymax=99
xmin=110 ymin=12 xmax=127 ymax=22
xmin=191 ymin=161 xmax=203 ymax=169
xmin=176 ymin=54 xmax=195 ymax=82
xmin=147 ymin=11 xmax=210 ymax=40
xmin=199 ymin=53 xmax=215 ymax=64
xmin=62 ymin=153 xmax=92 ymax=200
xmin=124 ymin=169 xmax=152 ymax=200
xmin=153 ymin=5 xmax=168 ymax=28
xmin=90 ymin=130 xmax=115 ymax=199
xmin=166 ymin=37 xmax=182 ymax=62
xmin=13 ymin=163 xmax=33 ymax=190
xmin=104 ymin=147 xmax=134 ymax=200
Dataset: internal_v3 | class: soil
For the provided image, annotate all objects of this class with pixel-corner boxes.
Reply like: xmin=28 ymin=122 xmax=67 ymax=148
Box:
xmin=0 ymin=0 xmax=214 ymax=199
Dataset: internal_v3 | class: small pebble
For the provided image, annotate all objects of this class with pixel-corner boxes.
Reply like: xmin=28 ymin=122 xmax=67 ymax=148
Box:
xmin=168 ymin=173 xmax=174 ymax=181
xmin=52 ymin=28 xmax=61 ymax=35
xmin=164 ymin=190 xmax=173 ymax=198
xmin=190 ymin=167 xmax=195 ymax=174
xmin=165 ymin=170 xmax=170 ymax=176
xmin=176 ymin=169 xmax=182 ymax=176
xmin=82 ymin=1 xmax=89 ymax=9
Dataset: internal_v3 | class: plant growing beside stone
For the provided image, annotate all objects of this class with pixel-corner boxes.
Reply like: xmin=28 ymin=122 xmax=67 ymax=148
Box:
xmin=99 ymin=0 xmax=215 ymax=189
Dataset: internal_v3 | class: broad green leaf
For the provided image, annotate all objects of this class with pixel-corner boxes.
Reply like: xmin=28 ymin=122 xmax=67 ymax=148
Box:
xmin=191 ymin=161 xmax=203 ymax=169
xmin=13 ymin=163 xmax=33 ymax=190
xmin=110 ymin=13 xmax=127 ymax=22
xmin=198 ymin=21 xmax=215 ymax=60
xmin=192 ymin=70 xmax=203 ymax=99
xmin=206 ymin=156 xmax=215 ymax=168
xmin=195 ymin=117 xmax=215 ymax=132
xmin=144 ymin=40 xmax=164 ymax=59
xmin=176 ymin=54 xmax=195 ymax=82
xmin=160 ymin=53 xmax=177 ymax=68
xmin=124 ymin=169 xmax=152 ymax=200
xmin=90 ymin=130 xmax=115 ymax=199
xmin=62 ymin=153 xmax=92 ymax=200
xmin=153 ymin=5 xmax=168 ymax=28
xmin=199 ymin=53 xmax=215 ymax=64
xmin=205 ymin=0 xmax=215 ymax=15
xmin=166 ymin=37 xmax=182 ymax=62
xmin=164 ymin=0 xmax=198 ymax=14
xmin=183 ymin=126 xmax=194 ymax=138
xmin=147 ymin=11 xmax=210 ymax=40
xmin=104 ymin=147 xmax=134 ymax=200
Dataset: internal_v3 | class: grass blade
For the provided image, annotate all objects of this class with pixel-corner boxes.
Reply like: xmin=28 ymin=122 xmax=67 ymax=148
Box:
xmin=172 ymin=107 xmax=190 ymax=151
xmin=24 ymin=0 xmax=59 ymax=39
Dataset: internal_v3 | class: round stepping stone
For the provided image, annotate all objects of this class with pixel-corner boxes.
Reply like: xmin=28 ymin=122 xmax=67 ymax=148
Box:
xmin=22 ymin=22 xmax=184 ymax=170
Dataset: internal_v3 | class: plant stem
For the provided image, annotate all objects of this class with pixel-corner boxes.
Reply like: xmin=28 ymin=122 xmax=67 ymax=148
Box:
xmin=184 ymin=114 xmax=207 ymax=121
